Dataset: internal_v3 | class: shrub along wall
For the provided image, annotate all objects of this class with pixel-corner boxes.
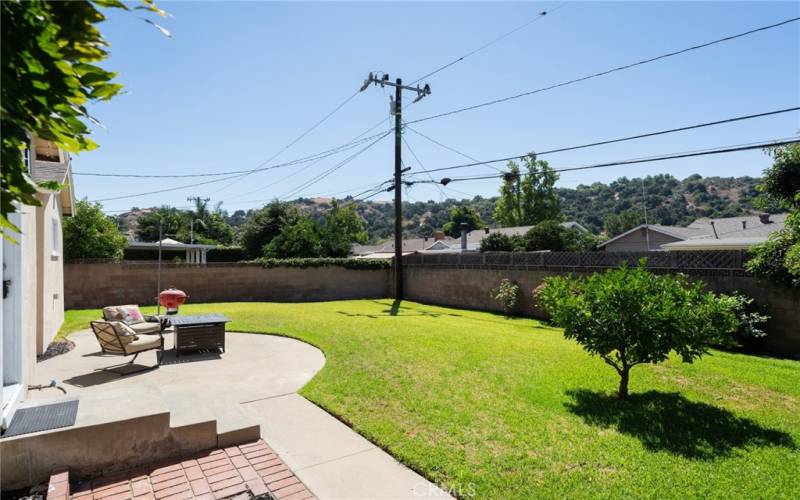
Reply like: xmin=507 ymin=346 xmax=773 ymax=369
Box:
xmin=64 ymin=260 xmax=390 ymax=309
xmin=401 ymin=251 xmax=800 ymax=358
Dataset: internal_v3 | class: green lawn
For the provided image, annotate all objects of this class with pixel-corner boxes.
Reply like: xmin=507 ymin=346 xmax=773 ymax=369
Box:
xmin=63 ymin=300 xmax=799 ymax=499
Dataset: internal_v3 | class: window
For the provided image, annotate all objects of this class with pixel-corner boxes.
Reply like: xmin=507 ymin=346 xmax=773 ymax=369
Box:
xmin=34 ymin=138 xmax=61 ymax=163
xmin=52 ymin=217 xmax=60 ymax=256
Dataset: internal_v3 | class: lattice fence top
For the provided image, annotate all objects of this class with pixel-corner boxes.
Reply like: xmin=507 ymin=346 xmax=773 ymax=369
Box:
xmin=404 ymin=250 xmax=747 ymax=271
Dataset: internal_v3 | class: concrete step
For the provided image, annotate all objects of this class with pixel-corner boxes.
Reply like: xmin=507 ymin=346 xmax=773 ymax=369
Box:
xmin=0 ymin=388 xmax=219 ymax=490
xmin=216 ymin=404 xmax=261 ymax=448
xmin=167 ymin=393 xmax=260 ymax=448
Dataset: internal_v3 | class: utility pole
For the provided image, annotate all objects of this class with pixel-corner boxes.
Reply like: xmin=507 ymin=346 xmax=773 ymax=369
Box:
xmin=187 ymin=196 xmax=210 ymax=245
xmin=393 ymin=79 xmax=404 ymax=299
xmin=359 ymin=72 xmax=431 ymax=299
xmin=157 ymin=218 xmax=162 ymax=315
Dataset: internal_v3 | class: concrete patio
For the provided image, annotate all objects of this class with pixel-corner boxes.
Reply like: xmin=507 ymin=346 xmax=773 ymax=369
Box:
xmin=16 ymin=329 xmax=451 ymax=499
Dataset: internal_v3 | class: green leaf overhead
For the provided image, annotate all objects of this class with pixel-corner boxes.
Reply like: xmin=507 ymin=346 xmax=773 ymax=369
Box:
xmin=1 ymin=0 xmax=168 ymax=240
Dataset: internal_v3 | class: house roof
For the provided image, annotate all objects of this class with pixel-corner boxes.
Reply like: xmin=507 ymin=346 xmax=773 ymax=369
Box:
xmin=352 ymin=236 xmax=460 ymax=255
xmin=30 ymin=162 xmax=70 ymax=184
xmin=688 ymin=213 xmax=788 ymax=238
xmin=464 ymin=222 xmax=587 ymax=245
xmin=29 ymin=152 xmax=75 ymax=216
xmin=127 ymin=239 xmax=217 ymax=250
xmin=598 ymin=214 xmax=788 ymax=248
xmin=596 ymin=224 xmax=707 ymax=248
xmin=354 ymin=252 xmax=414 ymax=259
xmin=353 ymin=221 xmax=591 ymax=256
xmin=661 ymin=237 xmax=768 ymax=250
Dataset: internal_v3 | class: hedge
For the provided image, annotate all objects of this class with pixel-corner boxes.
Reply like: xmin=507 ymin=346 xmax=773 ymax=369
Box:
xmin=256 ymin=257 xmax=391 ymax=270
xmin=122 ymin=246 xmax=246 ymax=262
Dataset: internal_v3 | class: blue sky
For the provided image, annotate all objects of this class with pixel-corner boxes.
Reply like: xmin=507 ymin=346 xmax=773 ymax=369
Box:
xmin=75 ymin=1 xmax=800 ymax=214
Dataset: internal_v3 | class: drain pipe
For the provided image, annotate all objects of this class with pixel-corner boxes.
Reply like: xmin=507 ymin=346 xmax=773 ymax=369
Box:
xmin=710 ymin=221 xmax=719 ymax=239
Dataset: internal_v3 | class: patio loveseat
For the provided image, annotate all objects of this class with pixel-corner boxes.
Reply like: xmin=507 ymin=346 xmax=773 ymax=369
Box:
xmin=102 ymin=304 xmax=169 ymax=335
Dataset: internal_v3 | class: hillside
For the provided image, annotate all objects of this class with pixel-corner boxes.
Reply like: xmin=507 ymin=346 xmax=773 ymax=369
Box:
xmin=292 ymin=174 xmax=770 ymax=241
xmin=116 ymin=174 xmax=773 ymax=243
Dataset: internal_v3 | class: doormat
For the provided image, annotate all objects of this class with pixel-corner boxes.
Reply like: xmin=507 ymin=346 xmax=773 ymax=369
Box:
xmin=2 ymin=399 xmax=79 ymax=438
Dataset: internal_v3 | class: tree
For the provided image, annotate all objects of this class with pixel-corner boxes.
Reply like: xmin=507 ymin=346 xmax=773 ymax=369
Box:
xmin=135 ymin=206 xmax=187 ymax=242
xmin=239 ymin=201 xmax=300 ymax=259
xmin=1 ymin=0 xmax=166 ymax=240
xmin=198 ymin=212 xmax=235 ymax=245
xmin=493 ymin=154 xmax=561 ymax=227
xmin=480 ymin=232 xmax=515 ymax=252
xmin=264 ymin=217 xmax=322 ymax=259
xmin=746 ymin=144 xmax=800 ymax=287
xmin=63 ymin=199 xmax=127 ymax=260
xmin=320 ymin=200 xmax=368 ymax=257
xmin=523 ymin=221 xmax=569 ymax=251
xmin=603 ymin=209 xmax=643 ymax=237
xmin=186 ymin=199 xmax=234 ymax=245
xmin=443 ymin=205 xmax=484 ymax=238
xmin=521 ymin=221 xmax=597 ymax=251
xmin=536 ymin=262 xmax=738 ymax=399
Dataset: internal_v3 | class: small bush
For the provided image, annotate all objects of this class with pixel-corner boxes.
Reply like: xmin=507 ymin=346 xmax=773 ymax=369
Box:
xmin=480 ymin=232 xmax=513 ymax=252
xmin=719 ymin=292 xmax=769 ymax=350
xmin=257 ymin=257 xmax=390 ymax=270
xmin=491 ymin=278 xmax=521 ymax=315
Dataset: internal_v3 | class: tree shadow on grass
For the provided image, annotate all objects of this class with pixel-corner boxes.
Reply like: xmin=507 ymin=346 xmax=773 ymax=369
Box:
xmin=337 ymin=300 xmax=456 ymax=319
xmin=565 ymin=389 xmax=796 ymax=460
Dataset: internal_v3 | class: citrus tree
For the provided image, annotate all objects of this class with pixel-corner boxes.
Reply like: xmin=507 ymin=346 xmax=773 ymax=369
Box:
xmin=536 ymin=262 xmax=738 ymax=399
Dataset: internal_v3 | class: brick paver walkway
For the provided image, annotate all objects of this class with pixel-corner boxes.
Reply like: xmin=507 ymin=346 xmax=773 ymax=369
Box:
xmin=48 ymin=439 xmax=314 ymax=500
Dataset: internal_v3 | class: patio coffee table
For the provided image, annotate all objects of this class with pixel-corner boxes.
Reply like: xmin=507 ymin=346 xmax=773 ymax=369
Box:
xmin=169 ymin=314 xmax=230 ymax=357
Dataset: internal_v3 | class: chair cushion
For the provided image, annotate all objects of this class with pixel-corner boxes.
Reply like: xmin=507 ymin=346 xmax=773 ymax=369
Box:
xmin=129 ymin=321 xmax=162 ymax=335
xmin=109 ymin=321 xmax=138 ymax=337
xmin=103 ymin=305 xmax=145 ymax=325
xmin=126 ymin=335 xmax=162 ymax=354
xmin=91 ymin=321 xmax=135 ymax=354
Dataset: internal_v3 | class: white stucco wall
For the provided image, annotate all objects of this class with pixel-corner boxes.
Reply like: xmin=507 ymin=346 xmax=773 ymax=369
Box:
xmin=35 ymin=192 xmax=65 ymax=354
xmin=20 ymin=205 xmax=38 ymax=386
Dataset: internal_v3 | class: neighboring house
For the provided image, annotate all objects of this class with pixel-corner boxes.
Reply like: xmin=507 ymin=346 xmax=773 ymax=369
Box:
xmin=1 ymin=138 xmax=74 ymax=429
xmin=353 ymin=222 xmax=589 ymax=256
xmin=352 ymin=233 xmax=460 ymax=256
xmin=598 ymin=214 xmax=787 ymax=252
xmin=126 ymin=238 xmax=217 ymax=264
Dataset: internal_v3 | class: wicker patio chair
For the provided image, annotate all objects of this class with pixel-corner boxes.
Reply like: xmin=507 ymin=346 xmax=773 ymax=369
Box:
xmin=90 ymin=320 xmax=164 ymax=374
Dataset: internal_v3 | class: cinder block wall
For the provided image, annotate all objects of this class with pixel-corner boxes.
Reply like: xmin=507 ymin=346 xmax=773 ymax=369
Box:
xmin=402 ymin=252 xmax=800 ymax=358
xmin=64 ymin=262 xmax=390 ymax=309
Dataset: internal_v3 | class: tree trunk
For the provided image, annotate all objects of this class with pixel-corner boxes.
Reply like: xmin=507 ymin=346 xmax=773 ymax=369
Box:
xmin=618 ymin=366 xmax=630 ymax=400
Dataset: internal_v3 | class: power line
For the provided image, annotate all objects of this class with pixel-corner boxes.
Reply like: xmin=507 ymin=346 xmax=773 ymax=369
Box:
xmin=401 ymin=134 xmax=447 ymax=200
xmin=90 ymin=172 xmax=246 ymax=203
xmin=405 ymin=106 xmax=800 ymax=176
xmin=406 ymin=17 xmax=800 ymax=125
xmin=208 ymin=89 xmax=363 ymax=195
xmin=87 ymin=133 xmax=393 ymax=204
xmin=280 ymin=130 xmax=393 ymax=200
xmin=405 ymin=126 xmax=503 ymax=173
xmin=226 ymin=115 xmax=393 ymax=201
xmin=409 ymin=138 xmax=800 ymax=186
xmin=90 ymin=7 xmax=563 ymax=197
xmin=409 ymin=3 xmax=567 ymax=85
xmin=73 ymin=131 xmax=390 ymax=179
